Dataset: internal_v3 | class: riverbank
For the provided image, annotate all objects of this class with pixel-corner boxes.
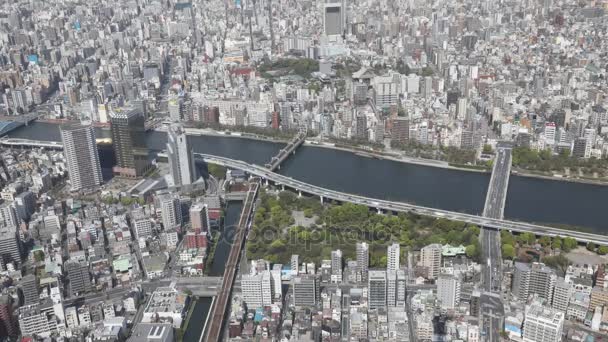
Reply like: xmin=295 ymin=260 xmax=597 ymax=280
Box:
xmin=170 ymin=127 xmax=608 ymax=185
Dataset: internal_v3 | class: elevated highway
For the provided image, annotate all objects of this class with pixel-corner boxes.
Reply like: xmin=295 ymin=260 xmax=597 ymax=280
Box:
xmin=205 ymin=180 xmax=259 ymax=342
xmin=265 ymin=127 xmax=307 ymax=171
xmin=196 ymin=153 xmax=608 ymax=245
xmin=480 ymin=147 xmax=511 ymax=342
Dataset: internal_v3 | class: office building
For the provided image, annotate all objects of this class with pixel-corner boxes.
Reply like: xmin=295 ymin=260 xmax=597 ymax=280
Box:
xmin=437 ymin=274 xmax=461 ymax=309
xmin=19 ymin=275 xmax=39 ymax=306
xmin=368 ymin=270 xmax=387 ymax=309
xmin=571 ymin=137 xmax=590 ymax=158
xmin=60 ymin=125 xmax=103 ymax=191
xmin=65 ymin=261 xmax=92 ymax=296
xmin=356 ymin=242 xmax=369 ymax=281
xmin=374 ymin=76 xmax=399 ymax=108
xmin=158 ymin=193 xmax=182 ymax=229
xmin=14 ymin=191 xmax=35 ymax=222
xmin=18 ymin=304 xmax=58 ymax=338
xmin=241 ymin=271 xmax=273 ymax=309
xmin=0 ymin=225 xmax=21 ymax=267
xmin=523 ymin=304 xmax=564 ymax=342
xmin=387 ymin=243 xmax=400 ymax=272
xmin=513 ymin=262 xmax=557 ymax=302
xmin=544 ymin=122 xmax=556 ymax=145
xmin=292 ymin=275 xmax=320 ymax=307
xmin=392 ymin=117 xmax=410 ymax=144
xmin=0 ymin=295 xmax=17 ymax=337
xmin=355 ymin=115 xmax=367 ymax=140
xmin=133 ymin=217 xmax=153 ymax=239
xmin=190 ymin=203 xmax=210 ymax=233
xmin=420 ymin=244 xmax=442 ymax=279
xmin=110 ymin=108 xmax=151 ymax=177
xmin=331 ymin=249 xmax=343 ymax=283
xmin=166 ymin=124 xmax=197 ymax=186
xmin=323 ymin=0 xmax=346 ymax=36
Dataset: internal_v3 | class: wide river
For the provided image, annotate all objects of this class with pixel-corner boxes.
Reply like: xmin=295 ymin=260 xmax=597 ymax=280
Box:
xmin=7 ymin=122 xmax=608 ymax=233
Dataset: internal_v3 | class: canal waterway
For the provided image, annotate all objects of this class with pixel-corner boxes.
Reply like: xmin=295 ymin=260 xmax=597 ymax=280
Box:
xmin=7 ymin=122 xmax=608 ymax=232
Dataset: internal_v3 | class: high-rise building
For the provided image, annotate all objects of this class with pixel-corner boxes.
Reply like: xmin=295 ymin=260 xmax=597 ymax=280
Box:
xmin=0 ymin=225 xmax=21 ymax=267
xmin=544 ymin=122 xmax=556 ymax=145
xmin=18 ymin=304 xmax=58 ymax=338
xmin=356 ymin=242 xmax=369 ymax=281
xmin=374 ymin=76 xmax=399 ymax=108
xmin=0 ymin=201 xmax=18 ymax=229
xmin=523 ymin=304 xmax=564 ymax=342
xmin=420 ymin=244 xmax=442 ymax=279
xmin=65 ymin=261 xmax=92 ymax=296
xmin=437 ymin=274 xmax=461 ymax=309
xmin=331 ymin=249 xmax=343 ymax=283
xmin=292 ymin=275 xmax=319 ymax=307
xmin=355 ymin=115 xmax=367 ymax=140
xmin=387 ymin=269 xmax=407 ymax=307
xmin=110 ymin=108 xmax=151 ymax=178
xmin=571 ymin=137 xmax=590 ymax=158
xmin=166 ymin=124 xmax=197 ymax=187
xmin=392 ymin=117 xmax=410 ymax=144
xmin=291 ymin=255 xmax=299 ymax=274
xmin=14 ymin=191 xmax=35 ymax=222
xmin=323 ymin=0 xmax=346 ymax=36
xmin=133 ymin=217 xmax=153 ymax=239
xmin=551 ymin=279 xmax=572 ymax=312
xmin=190 ymin=204 xmax=210 ymax=233
xmin=19 ymin=275 xmax=39 ymax=306
xmin=513 ymin=262 xmax=557 ymax=302
xmin=241 ymin=271 xmax=273 ymax=309
xmin=60 ymin=125 xmax=103 ymax=191
xmin=387 ymin=243 xmax=400 ymax=272
xmin=0 ymin=294 xmax=17 ymax=337
xmin=368 ymin=270 xmax=387 ymax=309
xmin=158 ymin=193 xmax=182 ymax=229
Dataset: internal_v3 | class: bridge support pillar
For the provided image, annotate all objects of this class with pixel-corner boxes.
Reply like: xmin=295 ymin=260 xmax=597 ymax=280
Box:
xmin=298 ymin=191 xmax=302 ymax=198
xmin=264 ymin=178 xmax=269 ymax=186
xmin=277 ymin=164 xmax=281 ymax=170
xmin=377 ymin=208 xmax=382 ymax=214
xmin=281 ymin=184 xmax=285 ymax=191
xmin=320 ymin=196 xmax=324 ymax=203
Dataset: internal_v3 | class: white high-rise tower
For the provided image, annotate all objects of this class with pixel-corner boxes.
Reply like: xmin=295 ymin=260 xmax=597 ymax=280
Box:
xmin=60 ymin=125 xmax=103 ymax=191
xmin=167 ymin=124 xmax=197 ymax=186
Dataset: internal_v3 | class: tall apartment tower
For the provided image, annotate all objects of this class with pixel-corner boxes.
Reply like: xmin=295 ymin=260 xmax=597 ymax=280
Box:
xmin=368 ymin=270 xmax=387 ymax=309
xmin=0 ymin=225 xmax=21 ymax=267
xmin=356 ymin=242 xmax=369 ymax=281
xmin=387 ymin=243 xmax=400 ymax=272
xmin=437 ymin=274 xmax=461 ymax=309
xmin=60 ymin=125 xmax=102 ymax=191
xmin=513 ymin=262 xmax=557 ymax=302
xmin=392 ymin=117 xmax=410 ymax=144
xmin=292 ymin=275 xmax=320 ymax=307
xmin=189 ymin=204 xmax=210 ymax=233
xmin=110 ymin=108 xmax=150 ymax=177
xmin=323 ymin=0 xmax=346 ymax=36
xmin=420 ymin=244 xmax=442 ymax=279
xmin=291 ymin=255 xmax=299 ymax=274
xmin=551 ymin=278 xmax=572 ymax=312
xmin=331 ymin=249 xmax=343 ymax=283
xmin=166 ymin=124 xmax=197 ymax=187
xmin=523 ymin=304 xmax=564 ymax=342
xmin=158 ymin=193 xmax=182 ymax=229
xmin=387 ymin=269 xmax=407 ymax=307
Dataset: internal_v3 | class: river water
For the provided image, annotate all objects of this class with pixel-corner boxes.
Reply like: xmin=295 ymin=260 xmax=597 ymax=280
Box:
xmin=7 ymin=122 xmax=608 ymax=233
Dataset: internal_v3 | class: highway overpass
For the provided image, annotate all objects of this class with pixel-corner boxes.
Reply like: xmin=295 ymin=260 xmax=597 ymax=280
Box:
xmin=196 ymin=153 xmax=608 ymax=245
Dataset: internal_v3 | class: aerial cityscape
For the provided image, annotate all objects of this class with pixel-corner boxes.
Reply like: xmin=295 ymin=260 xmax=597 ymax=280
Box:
xmin=1 ymin=0 xmax=608 ymax=341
